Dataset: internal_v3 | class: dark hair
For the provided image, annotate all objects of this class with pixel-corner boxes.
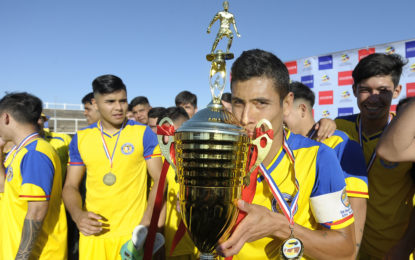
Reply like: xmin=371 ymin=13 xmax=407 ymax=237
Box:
xmin=175 ymin=91 xmax=197 ymax=108
xmin=165 ymin=106 xmax=189 ymax=124
xmin=221 ymin=92 xmax=232 ymax=103
xmin=353 ymin=53 xmax=407 ymax=87
xmin=290 ymin=81 xmax=315 ymax=108
xmin=231 ymin=49 xmax=290 ymax=102
xmin=396 ymin=96 xmax=415 ymax=114
xmin=0 ymin=92 xmax=43 ymax=125
xmin=148 ymin=107 xmax=167 ymax=119
xmin=81 ymin=92 xmax=94 ymax=105
xmin=92 ymin=74 xmax=126 ymax=95
xmin=130 ymin=96 xmax=150 ymax=108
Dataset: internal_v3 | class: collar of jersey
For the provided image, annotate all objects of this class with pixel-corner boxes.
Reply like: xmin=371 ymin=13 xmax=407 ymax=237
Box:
xmin=97 ymin=120 xmax=122 ymax=137
xmin=261 ymin=129 xmax=292 ymax=174
xmin=356 ymin=113 xmax=393 ymax=142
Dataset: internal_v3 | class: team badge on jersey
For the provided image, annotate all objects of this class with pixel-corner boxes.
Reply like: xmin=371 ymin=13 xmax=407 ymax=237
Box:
xmin=6 ymin=167 xmax=13 ymax=182
xmin=121 ymin=143 xmax=134 ymax=155
xmin=379 ymin=158 xmax=398 ymax=169
xmin=341 ymin=189 xmax=350 ymax=208
xmin=272 ymin=193 xmax=298 ymax=215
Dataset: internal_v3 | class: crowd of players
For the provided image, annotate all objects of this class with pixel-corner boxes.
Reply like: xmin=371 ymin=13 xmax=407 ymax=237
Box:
xmin=0 ymin=49 xmax=414 ymax=260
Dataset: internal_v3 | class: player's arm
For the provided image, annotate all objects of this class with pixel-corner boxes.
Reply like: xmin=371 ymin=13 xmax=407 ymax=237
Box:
xmin=377 ymin=100 xmax=415 ymax=162
xmin=140 ymin=156 xmax=164 ymax=227
xmin=15 ymin=201 xmax=48 ymax=260
xmin=312 ymin=118 xmax=336 ymax=142
xmin=207 ymin=13 xmax=219 ymax=33
xmin=232 ymin=17 xmax=240 ymax=37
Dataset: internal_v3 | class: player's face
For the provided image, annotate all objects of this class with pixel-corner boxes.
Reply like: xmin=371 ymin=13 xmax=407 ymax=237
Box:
xmin=148 ymin=117 xmax=158 ymax=133
xmin=231 ymin=77 xmax=292 ymax=137
xmin=94 ymin=90 xmax=128 ymax=127
xmin=84 ymin=102 xmax=100 ymax=125
xmin=132 ymin=104 xmax=151 ymax=124
xmin=179 ymin=103 xmax=197 ymax=118
xmin=353 ymin=75 xmax=401 ymax=120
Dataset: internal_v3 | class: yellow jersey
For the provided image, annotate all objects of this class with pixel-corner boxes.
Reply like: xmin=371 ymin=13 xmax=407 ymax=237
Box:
xmin=322 ymin=130 xmax=368 ymax=198
xmin=165 ymin=165 xmax=198 ymax=258
xmin=44 ymin=129 xmax=71 ymax=183
xmin=1 ymin=134 xmax=67 ymax=259
xmin=234 ymin=130 xmax=354 ymax=260
xmin=336 ymin=114 xmax=415 ymax=258
xmin=68 ymin=120 xmax=161 ymax=238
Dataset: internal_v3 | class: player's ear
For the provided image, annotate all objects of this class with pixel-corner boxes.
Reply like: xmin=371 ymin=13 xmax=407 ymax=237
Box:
xmin=282 ymin=92 xmax=294 ymax=117
xmin=299 ymin=103 xmax=307 ymax=118
xmin=392 ymin=84 xmax=402 ymax=99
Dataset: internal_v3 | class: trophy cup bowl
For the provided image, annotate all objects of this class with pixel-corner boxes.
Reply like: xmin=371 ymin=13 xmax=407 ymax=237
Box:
xmin=175 ymin=103 xmax=250 ymax=258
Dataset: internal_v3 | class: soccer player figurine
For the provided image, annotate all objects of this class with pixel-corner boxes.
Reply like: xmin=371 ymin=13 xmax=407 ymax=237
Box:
xmin=335 ymin=53 xmax=414 ymax=258
xmin=217 ymin=49 xmax=355 ymax=259
xmin=0 ymin=92 xmax=67 ymax=259
xmin=284 ymin=81 xmax=368 ymax=254
xmin=63 ymin=75 xmax=164 ymax=260
xmin=207 ymin=1 xmax=240 ymax=54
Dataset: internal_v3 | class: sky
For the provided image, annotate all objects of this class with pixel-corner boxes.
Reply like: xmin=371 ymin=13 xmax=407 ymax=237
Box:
xmin=1 ymin=0 xmax=414 ymax=109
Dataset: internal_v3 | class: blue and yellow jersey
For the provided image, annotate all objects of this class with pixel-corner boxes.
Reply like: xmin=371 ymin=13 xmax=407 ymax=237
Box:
xmin=322 ymin=130 xmax=368 ymax=198
xmin=69 ymin=120 xmax=161 ymax=238
xmin=0 ymin=135 xmax=67 ymax=259
xmin=234 ymin=131 xmax=354 ymax=260
xmin=336 ymin=114 xmax=415 ymax=258
xmin=44 ymin=129 xmax=71 ymax=183
xmin=165 ymin=165 xmax=198 ymax=258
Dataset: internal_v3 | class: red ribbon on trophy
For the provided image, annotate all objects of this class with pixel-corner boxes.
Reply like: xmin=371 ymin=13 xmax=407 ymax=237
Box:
xmin=143 ymin=124 xmax=176 ymax=260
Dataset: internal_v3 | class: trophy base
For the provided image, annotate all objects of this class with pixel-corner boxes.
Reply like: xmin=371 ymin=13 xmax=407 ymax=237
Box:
xmin=200 ymin=253 xmax=217 ymax=260
xmin=206 ymin=52 xmax=234 ymax=61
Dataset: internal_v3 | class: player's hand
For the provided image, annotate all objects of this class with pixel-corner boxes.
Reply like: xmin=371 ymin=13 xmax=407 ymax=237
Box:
xmin=216 ymin=200 xmax=281 ymax=257
xmin=75 ymin=211 xmax=103 ymax=236
xmin=313 ymin=118 xmax=336 ymax=142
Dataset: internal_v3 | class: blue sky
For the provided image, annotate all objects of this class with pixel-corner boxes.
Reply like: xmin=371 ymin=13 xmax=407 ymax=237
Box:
xmin=1 ymin=0 xmax=414 ymax=109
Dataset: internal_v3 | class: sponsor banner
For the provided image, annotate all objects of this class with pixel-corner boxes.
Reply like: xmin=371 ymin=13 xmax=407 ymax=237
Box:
xmin=390 ymin=105 xmax=397 ymax=113
xmin=407 ymin=82 xmax=415 ymax=97
xmin=285 ymin=61 xmax=297 ymax=75
xmin=406 ymin=41 xmax=415 ymax=58
xmin=319 ymin=90 xmax=333 ymax=105
xmin=333 ymin=52 xmax=357 ymax=70
xmin=338 ymin=71 xmax=353 ymax=86
xmin=298 ymin=57 xmax=317 ymax=73
xmin=316 ymin=71 xmax=336 ymax=88
xmin=301 ymin=75 xmax=314 ymax=88
xmin=358 ymin=48 xmax=375 ymax=61
xmin=338 ymin=107 xmax=354 ymax=117
xmin=318 ymin=55 xmax=333 ymax=70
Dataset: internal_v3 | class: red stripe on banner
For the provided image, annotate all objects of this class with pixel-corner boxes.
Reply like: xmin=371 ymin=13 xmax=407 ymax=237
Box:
xmin=19 ymin=195 xmax=50 ymax=198
xmin=326 ymin=213 xmax=354 ymax=226
xmin=346 ymin=190 xmax=368 ymax=195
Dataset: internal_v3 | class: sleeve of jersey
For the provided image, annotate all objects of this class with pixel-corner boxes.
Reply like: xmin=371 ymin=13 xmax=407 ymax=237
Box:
xmin=68 ymin=133 xmax=84 ymax=166
xmin=340 ymin=139 xmax=368 ymax=198
xmin=310 ymin=145 xmax=354 ymax=230
xmin=20 ymin=150 xmax=54 ymax=201
xmin=143 ymin=126 xmax=161 ymax=160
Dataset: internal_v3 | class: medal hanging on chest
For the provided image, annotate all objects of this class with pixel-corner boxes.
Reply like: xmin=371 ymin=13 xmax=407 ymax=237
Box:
xmin=259 ymin=130 xmax=304 ymax=260
xmin=100 ymin=121 xmax=125 ymax=186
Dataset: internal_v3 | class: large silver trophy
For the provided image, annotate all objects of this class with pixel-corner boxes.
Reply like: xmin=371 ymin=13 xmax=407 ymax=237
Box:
xmin=158 ymin=2 xmax=272 ymax=259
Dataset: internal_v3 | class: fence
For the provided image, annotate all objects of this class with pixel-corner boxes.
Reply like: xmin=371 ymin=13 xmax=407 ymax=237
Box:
xmin=44 ymin=102 xmax=83 ymax=110
xmin=48 ymin=117 xmax=88 ymax=135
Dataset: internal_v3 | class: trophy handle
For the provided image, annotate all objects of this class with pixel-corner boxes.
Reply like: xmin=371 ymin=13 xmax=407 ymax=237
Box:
xmin=157 ymin=117 xmax=176 ymax=171
xmin=245 ymin=119 xmax=273 ymax=183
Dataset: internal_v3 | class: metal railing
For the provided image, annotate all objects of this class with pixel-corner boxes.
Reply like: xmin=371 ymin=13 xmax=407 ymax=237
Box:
xmin=44 ymin=102 xmax=84 ymax=110
xmin=48 ymin=117 xmax=87 ymax=134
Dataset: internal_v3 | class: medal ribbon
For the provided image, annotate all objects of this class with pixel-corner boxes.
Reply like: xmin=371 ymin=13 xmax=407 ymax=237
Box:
xmin=259 ymin=130 xmax=299 ymax=227
xmin=4 ymin=133 xmax=39 ymax=167
xmin=358 ymin=114 xmax=392 ymax=172
xmin=99 ymin=120 xmax=125 ymax=170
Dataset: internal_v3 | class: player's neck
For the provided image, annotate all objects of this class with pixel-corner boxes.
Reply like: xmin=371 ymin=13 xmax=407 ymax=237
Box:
xmin=100 ymin=119 xmax=124 ymax=135
xmin=360 ymin=114 xmax=389 ymax=136
xmin=262 ymin=126 xmax=283 ymax=167
xmin=302 ymin=117 xmax=316 ymax=137
xmin=12 ymin=125 xmax=39 ymax=147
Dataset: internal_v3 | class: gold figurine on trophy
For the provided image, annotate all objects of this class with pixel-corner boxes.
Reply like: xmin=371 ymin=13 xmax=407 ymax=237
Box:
xmin=207 ymin=1 xmax=240 ymax=55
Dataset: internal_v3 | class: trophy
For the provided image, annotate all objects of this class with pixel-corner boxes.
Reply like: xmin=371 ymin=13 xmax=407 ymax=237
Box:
xmin=157 ymin=2 xmax=272 ymax=259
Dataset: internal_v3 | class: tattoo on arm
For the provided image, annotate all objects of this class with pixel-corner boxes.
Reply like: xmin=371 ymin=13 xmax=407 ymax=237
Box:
xmin=15 ymin=219 xmax=42 ymax=260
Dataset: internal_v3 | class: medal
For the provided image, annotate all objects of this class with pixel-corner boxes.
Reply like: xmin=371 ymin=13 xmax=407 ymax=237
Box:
xmin=99 ymin=120 xmax=126 ymax=186
xmin=280 ymin=227 xmax=304 ymax=259
xmin=103 ymin=172 xmax=116 ymax=186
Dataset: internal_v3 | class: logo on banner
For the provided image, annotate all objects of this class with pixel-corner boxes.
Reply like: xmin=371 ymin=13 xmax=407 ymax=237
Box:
xmin=338 ymin=71 xmax=353 ymax=86
xmin=319 ymin=90 xmax=333 ymax=105
xmin=340 ymin=91 xmax=352 ymax=103
xmin=322 ymin=110 xmax=331 ymax=118
xmin=320 ymin=74 xmax=332 ymax=87
xmin=406 ymin=41 xmax=415 ymax=58
xmin=301 ymin=75 xmax=314 ymax=88
xmin=285 ymin=61 xmax=297 ymax=75
xmin=407 ymin=63 xmax=415 ymax=77
xmin=407 ymin=83 xmax=415 ymax=97
xmin=385 ymin=46 xmax=395 ymax=54
xmin=319 ymin=55 xmax=333 ymax=70
xmin=341 ymin=54 xmax=350 ymax=62
xmin=358 ymin=48 xmax=375 ymax=61
xmin=301 ymin=59 xmax=312 ymax=72
xmin=411 ymin=63 xmax=415 ymax=72
xmin=338 ymin=107 xmax=353 ymax=117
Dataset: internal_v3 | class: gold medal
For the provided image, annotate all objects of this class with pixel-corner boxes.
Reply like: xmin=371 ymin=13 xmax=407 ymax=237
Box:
xmin=280 ymin=237 xmax=304 ymax=260
xmin=103 ymin=172 xmax=116 ymax=186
